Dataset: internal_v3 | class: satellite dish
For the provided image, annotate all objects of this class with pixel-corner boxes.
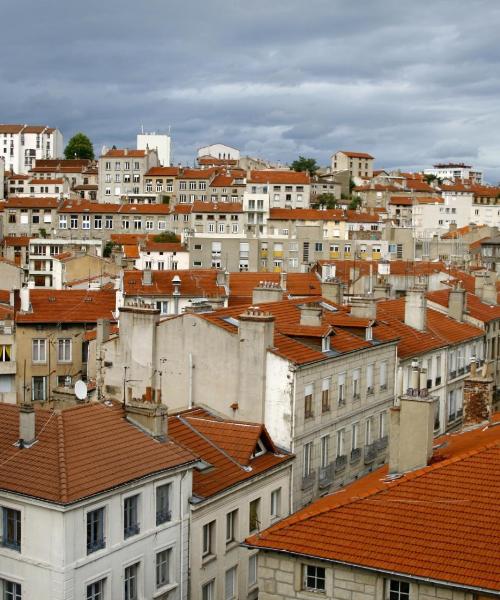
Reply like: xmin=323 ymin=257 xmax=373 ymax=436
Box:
xmin=74 ymin=380 xmax=88 ymax=401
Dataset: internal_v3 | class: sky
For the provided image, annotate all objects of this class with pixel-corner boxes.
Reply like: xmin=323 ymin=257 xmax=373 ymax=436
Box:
xmin=2 ymin=0 xmax=500 ymax=181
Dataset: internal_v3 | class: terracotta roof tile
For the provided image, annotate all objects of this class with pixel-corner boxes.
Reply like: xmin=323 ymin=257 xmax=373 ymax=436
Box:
xmin=248 ymin=170 xmax=310 ymax=184
xmin=337 ymin=151 xmax=374 ymax=159
xmin=245 ymin=419 xmax=500 ymax=594
xmin=191 ymin=201 xmax=243 ymax=213
xmin=5 ymin=196 xmax=59 ymax=208
xmin=123 ymin=269 xmax=226 ymax=298
xmin=59 ymin=200 xmax=169 ymax=214
xmin=228 ymin=272 xmax=321 ymax=306
xmin=427 ymin=288 xmax=500 ymax=323
xmin=101 ymin=149 xmax=147 ymax=158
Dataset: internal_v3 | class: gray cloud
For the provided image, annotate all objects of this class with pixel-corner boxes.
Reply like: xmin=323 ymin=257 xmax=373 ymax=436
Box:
xmin=1 ymin=0 xmax=500 ymax=181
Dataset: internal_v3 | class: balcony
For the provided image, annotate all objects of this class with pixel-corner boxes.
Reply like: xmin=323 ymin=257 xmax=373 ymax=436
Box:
xmin=156 ymin=509 xmax=172 ymax=525
xmin=329 ymin=251 xmax=339 ymax=259
xmin=0 ymin=362 xmax=16 ymax=375
xmin=350 ymin=447 xmax=362 ymax=464
xmin=273 ymin=250 xmax=283 ymax=258
xmin=352 ymin=393 xmax=360 ymax=402
xmin=260 ymin=250 xmax=268 ymax=258
xmin=375 ymin=436 xmax=388 ymax=452
xmin=364 ymin=443 xmax=377 ymax=464
xmin=124 ymin=523 xmax=140 ymax=538
xmin=450 ymin=370 xmax=457 ymax=379
xmin=319 ymin=463 xmax=334 ymax=488
xmin=335 ymin=454 xmax=347 ymax=471
xmin=87 ymin=537 xmax=105 ymax=554
xmin=366 ymin=386 xmax=374 ymax=396
xmin=301 ymin=471 xmax=316 ymax=490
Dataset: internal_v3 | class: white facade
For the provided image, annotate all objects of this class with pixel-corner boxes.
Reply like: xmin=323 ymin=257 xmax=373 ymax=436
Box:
xmin=197 ymin=144 xmax=240 ymax=161
xmin=0 ymin=126 xmax=63 ymax=174
xmin=439 ymin=189 xmax=473 ymax=229
xmin=0 ymin=156 xmax=4 ymax=200
xmin=0 ymin=469 xmax=192 ymax=600
xmin=135 ymin=248 xmax=190 ymax=271
xmin=425 ymin=164 xmax=483 ymax=184
xmin=137 ymin=132 xmax=171 ymax=167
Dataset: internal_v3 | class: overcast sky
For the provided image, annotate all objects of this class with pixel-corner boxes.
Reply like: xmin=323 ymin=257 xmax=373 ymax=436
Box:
xmin=2 ymin=0 xmax=500 ymax=181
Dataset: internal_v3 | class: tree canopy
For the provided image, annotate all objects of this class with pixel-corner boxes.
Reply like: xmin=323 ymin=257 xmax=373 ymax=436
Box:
xmin=314 ymin=193 xmax=338 ymax=209
xmin=153 ymin=231 xmax=179 ymax=243
xmin=64 ymin=132 xmax=95 ymax=160
xmin=290 ymin=156 xmax=319 ymax=176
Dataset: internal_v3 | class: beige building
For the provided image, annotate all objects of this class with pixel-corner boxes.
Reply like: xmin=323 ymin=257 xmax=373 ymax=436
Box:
xmin=2 ymin=196 xmax=60 ymax=238
xmin=99 ymin=148 xmax=159 ymax=202
xmin=331 ymin=151 xmax=374 ymax=180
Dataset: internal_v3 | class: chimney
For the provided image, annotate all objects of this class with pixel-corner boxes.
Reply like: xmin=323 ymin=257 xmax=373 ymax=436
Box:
xmin=448 ymin=282 xmax=466 ymax=321
xmin=474 ymin=272 xmax=488 ymax=297
xmin=96 ymin=319 xmax=110 ymax=345
xmin=404 ymin=287 xmax=427 ymax=332
xmin=20 ymin=285 xmax=30 ymax=313
xmin=373 ymin=281 xmax=391 ymax=300
xmin=350 ymin=296 xmax=377 ymax=320
xmin=237 ymin=308 xmax=275 ymax=422
xmin=216 ymin=269 xmax=228 ymax=288
xmin=142 ymin=268 xmax=153 ymax=286
xmin=18 ymin=403 xmax=36 ymax=447
xmin=279 ymin=271 xmax=287 ymax=291
xmin=462 ymin=358 xmax=493 ymax=427
xmin=299 ymin=303 xmax=323 ymax=326
xmin=321 ymin=278 xmax=344 ymax=305
xmin=172 ymin=274 xmax=181 ymax=314
xmin=125 ymin=399 xmax=168 ymax=441
xmin=481 ymin=281 xmax=497 ymax=305
xmin=252 ymin=281 xmax=284 ymax=304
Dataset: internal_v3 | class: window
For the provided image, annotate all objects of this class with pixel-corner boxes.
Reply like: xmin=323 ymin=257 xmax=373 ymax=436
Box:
xmin=59 ymin=215 xmax=67 ymax=229
xmin=270 ymin=488 xmax=281 ymax=518
xmin=86 ymin=579 xmax=105 ymax=600
xmin=225 ymin=566 xmax=237 ymax=600
xmin=156 ymin=548 xmax=171 ymax=588
xmin=365 ymin=418 xmax=372 ymax=445
xmin=249 ymin=498 xmax=260 ymax=533
xmin=202 ymin=520 xmax=216 ymax=558
xmin=202 ymin=580 xmax=214 ymax=600
xmin=226 ymin=509 xmax=237 ymax=544
xmin=338 ymin=373 xmax=346 ymax=405
xmin=94 ymin=215 xmax=102 ymax=229
xmin=122 ymin=217 xmax=130 ymax=230
xmin=105 ymin=215 xmax=113 ymax=229
xmin=31 ymin=376 xmax=46 ymax=402
xmin=336 ymin=429 xmax=345 ymax=457
xmin=352 ymin=423 xmax=359 ymax=450
xmin=303 ymin=565 xmax=326 ymax=592
xmin=1 ymin=580 xmax=21 ymax=600
xmin=315 ymin=242 xmax=323 ymax=252
xmin=303 ymin=442 xmax=313 ymax=477
xmin=124 ymin=563 xmax=139 ymax=600
xmin=367 ymin=364 xmax=374 ymax=394
xmin=1 ymin=507 xmax=21 ymax=551
xmin=248 ymin=554 xmax=258 ymax=587
xmin=321 ymin=378 xmax=330 ymax=412
xmin=320 ymin=435 xmax=329 ymax=469
xmin=0 ymin=345 xmax=12 ymax=362
xmin=57 ymin=339 xmax=71 ymax=363
xmin=86 ymin=507 xmax=105 ymax=554
xmin=379 ymin=412 xmax=386 ymax=438
xmin=380 ymin=361 xmax=387 ymax=390
xmin=388 ymin=579 xmax=410 ymax=600
xmin=352 ymin=369 xmax=360 ymax=399
xmin=32 ymin=339 xmax=46 ymax=363
xmin=304 ymin=384 xmax=313 ymax=419
xmin=70 ymin=214 xmax=78 ymax=229
xmin=124 ymin=495 xmax=140 ymax=538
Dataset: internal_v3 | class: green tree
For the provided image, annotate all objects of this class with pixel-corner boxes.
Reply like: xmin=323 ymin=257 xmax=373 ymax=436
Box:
xmin=348 ymin=196 xmax=362 ymax=210
xmin=290 ymin=156 xmax=319 ymax=176
xmin=64 ymin=132 xmax=95 ymax=160
xmin=314 ymin=193 xmax=338 ymax=209
xmin=153 ymin=231 xmax=179 ymax=243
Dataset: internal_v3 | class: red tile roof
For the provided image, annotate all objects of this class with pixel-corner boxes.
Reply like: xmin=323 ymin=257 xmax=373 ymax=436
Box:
xmin=337 ymin=151 xmax=374 ymax=159
xmin=191 ymin=201 xmax=243 ymax=213
xmin=5 ymin=196 xmax=59 ymax=208
xmin=0 ymin=124 xmax=56 ymax=134
xmin=145 ymin=166 xmax=180 ymax=177
xmin=269 ymin=208 xmax=380 ymax=223
xmin=143 ymin=240 xmax=185 ymax=253
xmin=248 ymin=170 xmax=310 ymax=184
xmin=316 ymin=260 xmax=448 ymax=284
xmin=0 ymin=402 xmax=196 ymax=504
xmin=2 ymin=235 xmax=30 ymax=247
xmin=29 ymin=178 xmax=65 ymax=185
xmin=101 ymin=149 xmax=147 ymax=158
xmin=441 ymin=224 xmax=487 ymax=239
xmin=427 ymin=288 xmax=500 ymax=323
xmin=227 ymin=272 xmax=321 ymax=306
xmin=168 ymin=407 xmax=292 ymax=499
xmin=123 ymin=269 xmax=226 ymax=299
xmin=245 ymin=419 xmax=500 ymax=594
xmin=389 ymin=196 xmax=413 ymax=206
xmin=16 ymin=289 xmax=117 ymax=324
xmin=59 ymin=200 xmax=170 ymax=214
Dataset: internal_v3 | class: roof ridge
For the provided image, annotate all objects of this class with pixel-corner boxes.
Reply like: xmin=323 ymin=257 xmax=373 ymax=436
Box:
xmin=56 ymin=413 xmax=68 ymax=503
xmin=255 ymin=435 xmax=500 ymax=539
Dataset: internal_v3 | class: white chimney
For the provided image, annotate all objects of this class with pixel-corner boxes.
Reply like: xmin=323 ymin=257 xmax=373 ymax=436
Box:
xmin=172 ymin=275 xmax=181 ymax=314
xmin=20 ymin=285 xmax=30 ymax=313
xmin=404 ymin=288 xmax=427 ymax=332
xmin=19 ymin=403 xmax=36 ymax=447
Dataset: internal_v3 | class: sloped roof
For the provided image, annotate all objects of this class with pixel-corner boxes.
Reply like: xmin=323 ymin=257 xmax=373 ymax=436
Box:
xmin=191 ymin=201 xmax=243 ymax=213
xmin=0 ymin=402 xmax=196 ymax=504
xmin=245 ymin=419 xmax=500 ymax=594
xmin=101 ymin=149 xmax=147 ymax=158
xmin=59 ymin=200 xmax=170 ymax=214
xmin=227 ymin=272 xmax=321 ymax=306
xmin=337 ymin=151 xmax=374 ymax=159
xmin=5 ymin=196 xmax=59 ymax=208
xmin=427 ymin=288 xmax=500 ymax=323
xmin=168 ymin=407 xmax=291 ymax=499
xmin=16 ymin=289 xmax=117 ymax=324
xmin=123 ymin=269 xmax=226 ymax=299
xmin=248 ymin=170 xmax=310 ymax=184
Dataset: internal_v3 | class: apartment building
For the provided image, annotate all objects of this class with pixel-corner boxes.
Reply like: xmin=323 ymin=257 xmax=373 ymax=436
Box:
xmin=101 ymin=296 xmax=398 ymax=510
xmin=424 ymin=162 xmax=483 ymax=184
xmin=0 ymin=301 xmax=16 ymax=403
xmin=198 ymin=143 xmax=240 ymax=161
xmin=4 ymin=172 xmax=30 ymax=196
xmin=137 ymin=131 xmax=171 ymax=166
xmin=29 ymin=158 xmax=98 ymax=199
xmin=245 ymin=407 xmax=500 ymax=600
xmin=15 ymin=287 xmax=117 ymax=403
xmin=2 ymin=197 xmax=60 ymax=238
xmin=246 ymin=170 xmax=311 ymax=209
xmin=98 ymin=148 xmax=159 ymax=202
xmin=331 ymin=151 xmax=374 ymax=180
xmin=168 ymin=407 xmax=293 ymax=600
xmin=470 ymin=185 xmax=500 ymax=227
xmin=134 ymin=238 xmax=189 ymax=271
xmin=0 ymin=156 xmax=4 ymax=200
xmin=0 ymin=400 xmax=197 ymax=599
xmin=0 ymin=124 xmax=63 ymax=173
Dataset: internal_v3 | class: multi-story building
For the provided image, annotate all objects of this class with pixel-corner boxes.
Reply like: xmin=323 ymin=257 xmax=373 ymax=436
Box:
xmin=168 ymin=407 xmax=293 ymax=600
xmin=2 ymin=197 xmax=60 ymax=238
xmin=424 ymin=162 xmax=483 ymax=184
xmin=0 ymin=301 xmax=16 ymax=403
xmin=101 ymin=296 xmax=399 ymax=510
xmin=98 ymin=148 xmax=159 ymax=202
xmin=135 ymin=238 xmax=189 ymax=271
xmin=29 ymin=158 xmax=98 ymax=199
xmin=137 ymin=131 xmax=171 ymax=166
xmin=0 ymin=124 xmax=63 ymax=173
xmin=0 ymin=400 xmax=197 ymax=599
xmin=330 ymin=151 xmax=374 ymax=180
xmin=15 ymin=286 xmax=117 ymax=403
xmin=197 ymin=143 xmax=240 ymax=161
xmin=0 ymin=156 xmax=4 ymax=200
xmin=246 ymin=170 xmax=311 ymax=209
xmin=244 ymin=402 xmax=500 ymax=600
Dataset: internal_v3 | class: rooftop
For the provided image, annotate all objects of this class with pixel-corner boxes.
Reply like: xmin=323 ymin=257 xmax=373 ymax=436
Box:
xmin=248 ymin=170 xmax=310 ymax=185
xmin=123 ymin=269 xmax=227 ymax=299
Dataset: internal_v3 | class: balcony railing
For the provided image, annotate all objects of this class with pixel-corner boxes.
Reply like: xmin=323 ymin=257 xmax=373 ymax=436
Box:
xmin=364 ymin=443 xmax=377 ymax=464
xmin=124 ymin=523 xmax=140 ymax=538
xmin=375 ymin=436 xmax=388 ymax=452
xmin=319 ymin=463 xmax=334 ymax=488
xmin=1 ymin=537 xmax=21 ymax=552
xmin=87 ymin=537 xmax=105 ymax=554
xmin=435 ymin=376 xmax=442 ymax=386
xmin=156 ymin=509 xmax=172 ymax=525
xmin=301 ymin=471 xmax=316 ymax=490
xmin=350 ymin=447 xmax=362 ymax=464
xmin=335 ymin=454 xmax=347 ymax=471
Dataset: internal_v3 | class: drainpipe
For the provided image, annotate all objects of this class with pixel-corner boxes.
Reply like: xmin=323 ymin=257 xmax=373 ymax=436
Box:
xmin=188 ymin=353 xmax=193 ymax=409
xmin=179 ymin=470 xmax=188 ymax=600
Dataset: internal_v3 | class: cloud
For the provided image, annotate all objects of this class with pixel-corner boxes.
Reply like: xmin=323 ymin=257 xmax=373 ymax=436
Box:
xmin=1 ymin=0 xmax=500 ymax=181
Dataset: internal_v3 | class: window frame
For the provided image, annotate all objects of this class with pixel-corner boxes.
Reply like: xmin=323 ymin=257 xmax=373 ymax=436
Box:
xmin=302 ymin=564 xmax=326 ymax=593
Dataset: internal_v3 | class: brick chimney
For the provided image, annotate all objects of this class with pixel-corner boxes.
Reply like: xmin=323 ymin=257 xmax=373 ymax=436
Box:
xmin=389 ymin=362 xmax=437 ymax=474
xmin=448 ymin=282 xmax=466 ymax=322
xmin=462 ymin=358 xmax=493 ymax=427
xmin=252 ymin=281 xmax=284 ymax=304
xmin=404 ymin=287 xmax=427 ymax=332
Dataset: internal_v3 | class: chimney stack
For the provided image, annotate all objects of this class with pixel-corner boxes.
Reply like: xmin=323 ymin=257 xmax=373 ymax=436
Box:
xmin=96 ymin=319 xmax=110 ymax=345
xmin=172 ymin=274 xmax=181 ymax=314
xmin=350 ymin=296 xmax=377 ymax=320
xmin=142 ymin=268 xmax=153 ymax=286
xmin=404 ymin=287 xmax=427 ymax=332
xmin=125 ymin=399 xmax=168 ymax=441
xmin=20 ymin=285 xmax=30 ymax=313
xmin=279 ymin=271 xmax=287 ymax=291
xmin=299 ymin=303 xmax=323 ymax=327
xmin=462 ymin=358 xmax=493 ymax=427
xmin=321 ymin=278 xmax=344 ymax=305
xmin=18 ymin=403 xmax=36 ymax=447
xmin=448 ymin=282 xmax=466 ymax=322
xmin=252 ymin=281 xmax=284 ymax=304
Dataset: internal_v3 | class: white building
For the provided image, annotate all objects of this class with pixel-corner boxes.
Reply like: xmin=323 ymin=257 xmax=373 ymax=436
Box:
xmin=424 ymin=163 xmax=483 ymax=185
xmin=135 ymin=238 xmax=189 ymax=271
xmin=197 ymin=144 xmax=240 ymax=161
xmin=0 ymin=124 xmax=63 ymax=174
xmin=137 ymin=132 xmax=171 ymax=167
xmin=0 ymin=400 xmax=196 ymax=600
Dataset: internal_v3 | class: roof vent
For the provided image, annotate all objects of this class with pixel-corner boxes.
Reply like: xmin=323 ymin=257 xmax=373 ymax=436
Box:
xmin=48 ymin=296 xmax=56 ymax=302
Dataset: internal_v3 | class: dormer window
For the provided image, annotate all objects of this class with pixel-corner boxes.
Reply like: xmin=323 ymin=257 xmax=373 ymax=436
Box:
xmin=322 ymin=335 xmax=331 ymax=352
xmin=252 ymin=438 xmax=266 ymax=458
xmin=366 ymin=326 xmax=373 ymax=341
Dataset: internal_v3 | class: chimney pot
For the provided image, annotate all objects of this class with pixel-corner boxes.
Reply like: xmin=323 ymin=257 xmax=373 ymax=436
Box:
xmin=19 ymin=403 xmax=36 ymax=447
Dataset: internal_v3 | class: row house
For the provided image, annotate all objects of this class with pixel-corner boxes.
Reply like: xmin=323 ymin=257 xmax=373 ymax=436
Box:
xmin=2 ymin=196 xmax=60 ymax=237
xmin=101 ymin=296 xmax=399 ymax=510
xmin=0 ymin=123 xmax=63 ymax=173
xmin=439 ymin=183 xmax=474 ymax=229
xmin=135 ymin=238 xmax=189 ymax=271
xmin=4 ymin=173 xmax=30 ymax=196
xmin=30 ymin=158 xmax=98 ymax=200
xmin=56 ymin=199 xmax=171 ymax=240
xmin=0 ymin=400 xmax=197 ymax=599
xmin=388 ymin=196 xmax=445 ymax=233
xmin=168 ymin=407 xmax=293 ymax=600
xmin=245 ymin=407 xmax=500 ymax=600
xmin=15 ymin=286 xmax=117 ymax=403
xmin=143 ymin=166 xmax=215 ymax=205
xmin=14 ymin=176 xmax=71 ymax=198
xmin=119 ymin=268 xmax=228 ymax=315
xmin=98 ymin=148 xmax=159 ymax=202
